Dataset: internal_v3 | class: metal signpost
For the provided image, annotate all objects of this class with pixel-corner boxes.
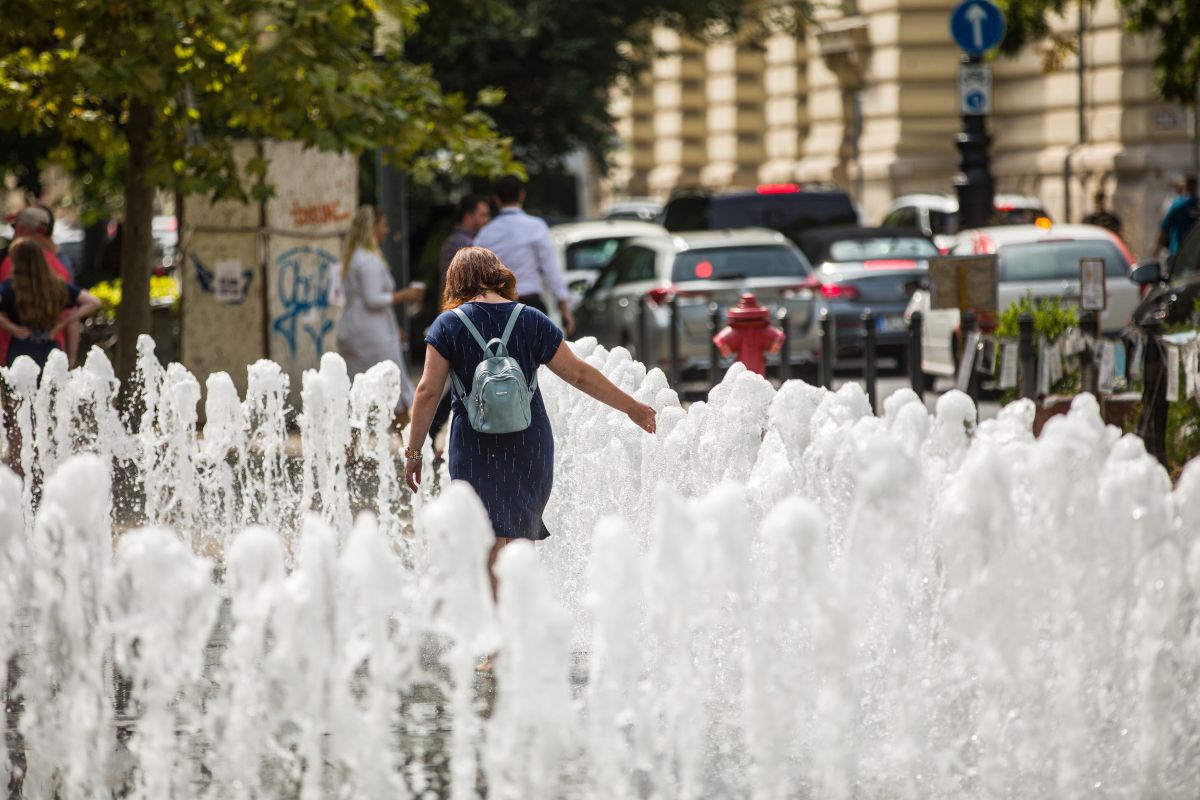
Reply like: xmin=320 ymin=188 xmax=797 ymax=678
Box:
xmin=928 ymin=254 xmax=1000 ymax=314
xmin=949 ymin=0 xmax=1006 ymax=229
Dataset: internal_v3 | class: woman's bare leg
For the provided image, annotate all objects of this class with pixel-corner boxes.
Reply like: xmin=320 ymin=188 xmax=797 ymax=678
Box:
xmin=487 ymin=536 xmax=514 ymax=603
xmin=477 ymin=536 xmax=515 ymax=673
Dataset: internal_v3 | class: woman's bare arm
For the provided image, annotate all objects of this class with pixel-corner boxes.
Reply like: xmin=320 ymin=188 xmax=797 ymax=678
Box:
xmin=405 ymin=344 xmax=452 ymax=490
xmin=547 ymin=341 xmax=656 ymax=432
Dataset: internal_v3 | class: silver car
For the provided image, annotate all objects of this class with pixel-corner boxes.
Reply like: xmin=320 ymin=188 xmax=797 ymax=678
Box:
xmin=574 ymin=229 xmax=821 ymax=379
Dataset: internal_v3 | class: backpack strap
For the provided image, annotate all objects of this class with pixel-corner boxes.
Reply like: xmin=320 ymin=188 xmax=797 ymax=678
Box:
xmin=499 ymin=303 xmax=525 ymax=348
xmin=451 ymin=306 xmax=492 ymax=354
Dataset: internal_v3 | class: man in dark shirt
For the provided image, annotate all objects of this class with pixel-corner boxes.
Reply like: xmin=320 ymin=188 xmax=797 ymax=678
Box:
xmin=437 ymin=194 xmax=490 ymax=293
xmin=1082 ymin=190 xmax=1122 ymax=238
xmin=430 ymin=194 xmax=490 ymax=454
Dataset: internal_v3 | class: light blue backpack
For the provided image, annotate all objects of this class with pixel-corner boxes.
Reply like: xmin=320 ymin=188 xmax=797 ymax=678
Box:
xmin=450 ymin=304 xmax=537 ymax=434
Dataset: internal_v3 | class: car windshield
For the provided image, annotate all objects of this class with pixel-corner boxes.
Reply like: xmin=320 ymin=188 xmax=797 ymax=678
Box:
xmin=994 ymin=207 xmax=1048 ymax=225
xmin=999 ymin=240 xmax=1128 ymax=281
xmin=565 ymin=237 xmax=627 ymax=272
xmin=671 ymin=245 xmax=809 ymax=282
xmin=827 ymin=237 xmax=937 ymax=262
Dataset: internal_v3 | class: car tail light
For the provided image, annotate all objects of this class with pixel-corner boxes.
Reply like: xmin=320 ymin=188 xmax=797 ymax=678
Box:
xmin=864 ymin=259 xmax=917 ymax=270
xmin=971 ymin=233 xmax=996 ymax=254
xmin=645 ymin=284 xmax=706 ymax=307
xmin=645 ymin=285 xmax=675 ymax=308
xmin=756 ymin=183 xmax=800 ymax=194
xmin=820 ymin=283 xmax=861 ymax=301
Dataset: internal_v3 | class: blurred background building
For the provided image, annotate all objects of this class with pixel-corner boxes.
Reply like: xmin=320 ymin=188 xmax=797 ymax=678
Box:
xmin=601 ymin=0 xmax=1199 ymax=255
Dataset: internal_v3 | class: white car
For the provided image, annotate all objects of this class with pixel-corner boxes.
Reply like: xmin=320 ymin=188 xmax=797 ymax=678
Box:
xmin=549 ymin=219 xmax=666 ymax=303
xmin=906 ymin=223 xmax=1139 ymax=377
xmin=883 ymin=193 xmax=1051 ymax=253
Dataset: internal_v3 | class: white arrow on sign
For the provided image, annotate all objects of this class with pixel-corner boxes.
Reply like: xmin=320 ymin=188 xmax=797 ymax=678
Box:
xmin=966 ymin=3 xmax=987 ymax=50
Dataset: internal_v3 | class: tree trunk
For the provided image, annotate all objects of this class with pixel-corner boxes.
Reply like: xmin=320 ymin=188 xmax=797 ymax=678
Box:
xmin=115 ymin=97 xmax=156 ymax=385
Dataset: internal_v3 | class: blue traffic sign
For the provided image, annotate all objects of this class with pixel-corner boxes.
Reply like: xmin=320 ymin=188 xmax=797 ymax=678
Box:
xmin=950 ymin=0 xmax=1006 ymax=55
xmin=963 ymin=89 xmax=988 ymax=113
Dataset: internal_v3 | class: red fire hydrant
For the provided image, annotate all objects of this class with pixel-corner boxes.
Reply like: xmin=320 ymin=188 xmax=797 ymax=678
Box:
xmin=712 ymin=293 xmax=786 ymax=376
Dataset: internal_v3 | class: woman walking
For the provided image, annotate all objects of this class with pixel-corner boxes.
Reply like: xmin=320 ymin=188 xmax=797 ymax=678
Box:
xmin=404 ymin=246 xmax=655 ymax=597
xmin=0 ymin=238 xmax=100 ymax=368
xmin=336 ymin=206 xmax=425 ymax=422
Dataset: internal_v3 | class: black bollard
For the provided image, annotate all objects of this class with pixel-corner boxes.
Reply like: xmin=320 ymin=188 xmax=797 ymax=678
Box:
xmin=708 ymin=301 xmax=721 ymax=388
xmin=863 ymin=309 xmax=878 ymax=412
xmin=960 ymin=309 xmax=980 ymax=404
xmin=1079 ymin=311 xmax=1098 ymax=396
xmin=776 ymin=307 xmax=791 ymax=383
xmin=909 ymin=310 xmax=924 ymax=399
xmin=1135 ymin=327 xmax=1168 ymax=465
xmin=1017 ymin=312 xmax=1036 ymax=400
xmin=668 ymin=294 xmax=681 ymax=389
xmin=819 ymin=308 xmax=834 ymax=389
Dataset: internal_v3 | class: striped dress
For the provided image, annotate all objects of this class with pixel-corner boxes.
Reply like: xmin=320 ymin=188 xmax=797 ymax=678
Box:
xmin=424 ymin=301 xmax=564 ymax=540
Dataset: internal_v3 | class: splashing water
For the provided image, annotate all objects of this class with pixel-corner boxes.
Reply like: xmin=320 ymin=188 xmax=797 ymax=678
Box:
xmin=1 ymin=335 xmax=1199 ymax=798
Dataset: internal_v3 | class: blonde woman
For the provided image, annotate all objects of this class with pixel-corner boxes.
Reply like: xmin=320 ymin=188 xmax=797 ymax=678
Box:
xmin=336 ymin=206 xmax=425 ymax=421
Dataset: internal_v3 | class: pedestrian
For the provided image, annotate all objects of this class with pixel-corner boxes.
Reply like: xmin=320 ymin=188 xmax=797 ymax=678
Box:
xmin=0 ymin=206 xmax=80 ymax=366
xmin=1082 ymin=189 xmax=1122 ymax=238
xmin=429 ymin=195 xmax=491 ymax=456
xmin=0 ymin=239 xmax=100 ymax=368
xmin=1157 ymin=175 xmax=1199 ymax=262
xmin=403 ymin=247 xmax=655 ymax=617
xmin=437 ymin=194 xmax=491 ymax=294
xmin=472 ymin=175 xmax=575 ymax=336
xmin=335 ymin=206 xmax=425 ymax=425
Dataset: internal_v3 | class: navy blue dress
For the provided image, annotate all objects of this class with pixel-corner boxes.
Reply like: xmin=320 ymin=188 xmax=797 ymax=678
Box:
xmin=425 ymin=301 xmax=564 ymax=540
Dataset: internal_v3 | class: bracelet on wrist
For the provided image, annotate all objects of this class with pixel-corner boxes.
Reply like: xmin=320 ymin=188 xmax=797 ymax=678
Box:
xmin=404 ymin=447 xmax=423 ymax=462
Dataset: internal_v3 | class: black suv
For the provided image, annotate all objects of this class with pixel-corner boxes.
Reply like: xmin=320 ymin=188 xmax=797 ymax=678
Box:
xmin=660 ymin=186 xmax=859 ymax=247
xmin=1130 ymin=225 xmax=1200 ymax=327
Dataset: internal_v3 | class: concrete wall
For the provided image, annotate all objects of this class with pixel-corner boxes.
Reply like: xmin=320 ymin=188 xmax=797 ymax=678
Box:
xmin=181 ymin=141 xmax=356 ymax=402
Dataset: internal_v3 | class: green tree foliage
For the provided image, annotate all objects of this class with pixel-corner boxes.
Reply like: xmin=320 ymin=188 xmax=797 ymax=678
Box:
xmin=405 ymin=0 xmax=813 ymax=169
xmin=0 ymin=0 xmax=518 ymax=380
xmin=998 ymin=0 xmax=1200 ymax=106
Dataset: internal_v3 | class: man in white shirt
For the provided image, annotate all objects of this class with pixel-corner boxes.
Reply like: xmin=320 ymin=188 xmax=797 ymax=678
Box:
xmin=473 ymin=175 xmax=575 ymax=335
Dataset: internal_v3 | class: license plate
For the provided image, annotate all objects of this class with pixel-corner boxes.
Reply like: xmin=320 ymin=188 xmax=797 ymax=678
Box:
xmin=876 ymin=315 xmax=907 ymax=334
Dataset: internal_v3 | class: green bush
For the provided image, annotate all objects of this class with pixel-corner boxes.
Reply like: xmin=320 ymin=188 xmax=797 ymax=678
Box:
xmin=996 ymin=293 xmax=1080 ymax=400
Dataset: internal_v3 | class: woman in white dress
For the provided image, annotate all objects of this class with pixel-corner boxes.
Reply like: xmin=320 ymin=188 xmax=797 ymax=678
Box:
xmin=336 ymin=206 xmax=425 ymax=422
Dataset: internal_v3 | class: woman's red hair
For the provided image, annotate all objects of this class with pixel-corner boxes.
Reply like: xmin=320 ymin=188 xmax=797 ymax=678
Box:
xmin=442 ymin=246 xmax=518 ymax=310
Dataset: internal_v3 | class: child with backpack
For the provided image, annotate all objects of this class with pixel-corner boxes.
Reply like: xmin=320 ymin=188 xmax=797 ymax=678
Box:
xmin=404 ymin=246 xmax=655 ymax=600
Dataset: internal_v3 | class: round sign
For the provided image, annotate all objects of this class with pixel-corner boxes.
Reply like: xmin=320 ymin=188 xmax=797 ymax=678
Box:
xmin=950 ymin=0 xmax=1006 ymax=55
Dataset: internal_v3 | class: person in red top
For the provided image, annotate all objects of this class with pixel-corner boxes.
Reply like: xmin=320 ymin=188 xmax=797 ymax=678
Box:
xmin=1 ymin=206 xmax=80 ymax=365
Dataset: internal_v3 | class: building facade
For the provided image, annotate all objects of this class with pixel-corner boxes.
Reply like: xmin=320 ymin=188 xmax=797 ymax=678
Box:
xmin=603 ymin=0 xmax=1198 ymax=256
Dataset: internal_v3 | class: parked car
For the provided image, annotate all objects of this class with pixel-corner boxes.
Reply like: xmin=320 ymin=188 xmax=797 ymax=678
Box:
xmin=883 ymin=193 xmax=1052 ymax=252
xmin=796 ymin=226 xmax=936 ymax=366
xmin=574 ymin=229 xmax=821 ymax=378
xmin=906 ymin=223 xmax=1138 ymax=377
xmin=549 ymin=219 xmax=666 ymax=303
xmin=1129 ymin=223 xmax=1200 ymax=328
xmin=661 ymin=185 xmax=859 ymax=248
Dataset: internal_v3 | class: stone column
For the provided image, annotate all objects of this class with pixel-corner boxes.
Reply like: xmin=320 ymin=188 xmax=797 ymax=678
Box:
xmin=760 ymin=32 xmax=808 ymax=184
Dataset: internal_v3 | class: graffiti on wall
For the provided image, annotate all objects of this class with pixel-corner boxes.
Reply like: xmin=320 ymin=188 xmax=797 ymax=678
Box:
xmin=272 ymin=245 xmax=338 ymax=359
